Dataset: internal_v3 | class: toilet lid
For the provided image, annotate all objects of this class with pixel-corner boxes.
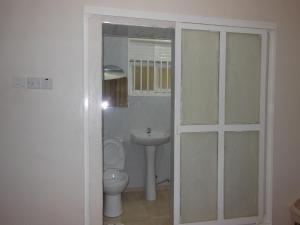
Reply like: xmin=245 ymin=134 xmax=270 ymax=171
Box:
xmin=103 ymin=139 xmax=125 ymax=170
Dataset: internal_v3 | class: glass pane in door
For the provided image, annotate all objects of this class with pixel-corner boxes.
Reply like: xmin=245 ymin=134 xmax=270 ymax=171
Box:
xmin=224 ymin=131 xmax=259 ymax=219
xmin=225 ymin=33 xmax=261 ymax=124
xmin=181 ymin=132 xmax=218 ymax=223
xmin=181 ymin=30 xmax=219 ymax=125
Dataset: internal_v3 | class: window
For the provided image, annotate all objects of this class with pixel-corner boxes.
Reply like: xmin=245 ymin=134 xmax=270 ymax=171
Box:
xmin=128 ymin=38 xmax=172 ymax=96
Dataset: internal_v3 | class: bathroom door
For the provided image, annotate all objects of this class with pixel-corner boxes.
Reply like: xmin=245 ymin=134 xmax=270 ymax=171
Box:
xmin=173 ymin=23 xmax=267 ymax=225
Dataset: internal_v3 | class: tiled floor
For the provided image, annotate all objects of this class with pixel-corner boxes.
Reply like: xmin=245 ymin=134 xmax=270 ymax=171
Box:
xmin=104 ymin=189 xmax=171 ymax=225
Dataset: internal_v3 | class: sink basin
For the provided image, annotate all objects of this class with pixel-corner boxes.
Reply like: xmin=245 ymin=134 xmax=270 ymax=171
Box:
xmin=131 ymin=131 xmax=170 ymax=146
xmin=131 ymin=130 xmax=170 ymax=201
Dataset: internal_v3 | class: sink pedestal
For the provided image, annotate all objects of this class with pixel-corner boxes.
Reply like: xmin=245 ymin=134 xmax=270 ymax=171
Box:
xmin=145 ymin=146 xmax=156 ymax=201
xmin=130 ymin=130 xmax=170 ymax=201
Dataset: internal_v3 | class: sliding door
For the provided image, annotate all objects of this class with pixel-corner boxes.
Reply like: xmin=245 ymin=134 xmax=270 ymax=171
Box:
xmin=174 ymin=23 xmax=267 ymax=225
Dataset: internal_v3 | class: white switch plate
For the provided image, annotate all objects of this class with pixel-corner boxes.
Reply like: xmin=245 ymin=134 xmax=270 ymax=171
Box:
xmin=40 ymin=78 xmax=53 ymax=89
xmin=27 ymin=77 xmax=41 ymax=89
xmin=12 ymin=77 xmax=27 ymax=88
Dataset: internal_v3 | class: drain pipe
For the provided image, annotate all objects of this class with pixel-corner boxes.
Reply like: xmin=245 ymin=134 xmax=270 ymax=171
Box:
xmin=157 ymin=178 xmax=170 ymax=185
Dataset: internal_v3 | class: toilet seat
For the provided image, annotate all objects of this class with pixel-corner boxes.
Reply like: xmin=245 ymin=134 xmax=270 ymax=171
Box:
xmin=103 ymin=139 xmax=125 ymax=170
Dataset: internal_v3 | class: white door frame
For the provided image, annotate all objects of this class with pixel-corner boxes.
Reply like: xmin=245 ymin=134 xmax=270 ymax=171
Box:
xmin=83 ymin=6 xmax=277 ymax=225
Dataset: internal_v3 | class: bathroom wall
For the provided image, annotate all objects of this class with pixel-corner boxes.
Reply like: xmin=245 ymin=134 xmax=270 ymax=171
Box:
xmin=103 ymin=35 xmax=172 ymax=188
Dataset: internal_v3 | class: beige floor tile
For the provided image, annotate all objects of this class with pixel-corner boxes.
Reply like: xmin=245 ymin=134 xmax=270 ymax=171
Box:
xmin=156 ymin=190 xmax=170 ymax=202
xmin=121 ymin=201 xmax=150 ymax=222
xmin=145 ymin=202 xmax=171 ymax=218
xmin=122 ymin=191 xmax=145 ymax=202
xmin=125 ymin=221 xmax=152 ymax=225
xmin=104 ymin=190 xmax=171 ymax=225
xmin=150 ymin=217 xmax=172 ymax=225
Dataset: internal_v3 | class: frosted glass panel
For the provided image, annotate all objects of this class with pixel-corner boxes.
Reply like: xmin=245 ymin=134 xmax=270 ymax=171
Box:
xmin=181 ymin=132 xmax=218 ymax=223
xmin=225 ymin=33 xmax=261 ymax=124
xmin=224 ymin=131 xmax=259 ymax=219
xmin=181 ymin=30 xmax=219 ymax=125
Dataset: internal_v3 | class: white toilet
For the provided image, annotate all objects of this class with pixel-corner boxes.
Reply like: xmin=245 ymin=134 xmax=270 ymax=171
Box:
xmin=103 ymin=139 xmax=129 ymax=217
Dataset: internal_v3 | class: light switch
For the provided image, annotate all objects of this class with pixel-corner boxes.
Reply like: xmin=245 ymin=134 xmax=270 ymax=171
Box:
xmin=41 ymin=78 xmax=53 ymax=89
xmin=13 ymin=77 xmax=27 ymax=88
xmin=27 ymin=77 xmax=41 ymax=89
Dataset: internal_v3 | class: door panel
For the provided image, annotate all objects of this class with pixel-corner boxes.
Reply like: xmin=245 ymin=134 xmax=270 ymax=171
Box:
xmin=181 ymin=30 xmax=219 ymax=125
xmin=225 ymin=33 xmax=261 ymax=124
xmin=176 ymin=24 xmax=266 ymax=225
xmin=224 ymin=131 xmax=259 ymax=219
xmin=180 ymin=132 xmax=218 ymax=223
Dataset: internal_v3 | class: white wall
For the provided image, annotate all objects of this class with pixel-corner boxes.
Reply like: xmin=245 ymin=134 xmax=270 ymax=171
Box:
xmin=0 ymin=1 xmax=84 ymax=225
xmin=0 ymin=1 xmax=300 ymax=225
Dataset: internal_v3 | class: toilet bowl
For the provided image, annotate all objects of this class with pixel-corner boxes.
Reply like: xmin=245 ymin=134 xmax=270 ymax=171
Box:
xmin=103 ymin=139 xmax=129 ymax=217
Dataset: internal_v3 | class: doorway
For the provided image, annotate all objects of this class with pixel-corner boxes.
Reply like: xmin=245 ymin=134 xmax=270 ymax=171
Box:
xmin=102 ymin=23 xmax=175 ymax=225
xmin=84 ymin=8 xmax=276 ymax=225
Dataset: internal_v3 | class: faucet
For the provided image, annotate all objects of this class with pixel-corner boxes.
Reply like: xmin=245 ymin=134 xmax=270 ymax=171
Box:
xmin=146 ymin=127 xmax=151 ymax=134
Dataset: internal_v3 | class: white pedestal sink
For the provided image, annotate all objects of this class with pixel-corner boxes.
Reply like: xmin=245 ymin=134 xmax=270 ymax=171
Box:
xmin=131 ymin=130 xmax=170 ymax=201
